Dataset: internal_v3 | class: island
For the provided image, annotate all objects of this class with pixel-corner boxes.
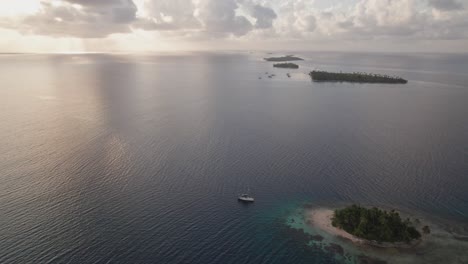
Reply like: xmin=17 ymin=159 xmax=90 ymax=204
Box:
xmin=332 ymin=205 xmax=421 ymax=243
xmin=309 ymin=70 xmax=408 ymax=84
xmin=308 ymin=205 xmax=426 ymax=248
xmin=273 ymin=63 xmax=299 ymax=69
xmin=264 ymin=55 xmax=304 ymax=62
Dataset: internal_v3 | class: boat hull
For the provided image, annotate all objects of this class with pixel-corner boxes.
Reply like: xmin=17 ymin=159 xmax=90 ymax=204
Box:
xmin=238 ymin=197 xmax=254 ymax=202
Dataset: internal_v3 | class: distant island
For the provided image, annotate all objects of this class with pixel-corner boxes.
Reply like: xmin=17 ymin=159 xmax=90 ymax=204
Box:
xmin=273 ymin=63 xmax=299 ymax=69
xmin=264 ymin=55 xmax=304 ymax=62
xmin=309 ymin=70 xmax=408 ymax=84
xmin=332 ymin=205 xmax=421 ymax=243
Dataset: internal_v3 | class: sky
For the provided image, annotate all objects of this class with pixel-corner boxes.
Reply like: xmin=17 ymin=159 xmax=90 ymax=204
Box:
xmin=0 ymin=0 xmax=467 ymax=53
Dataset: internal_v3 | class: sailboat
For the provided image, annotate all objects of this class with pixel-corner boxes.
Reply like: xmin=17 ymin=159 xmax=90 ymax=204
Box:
xmin=238 ymin=188 xmax=254 ymax=202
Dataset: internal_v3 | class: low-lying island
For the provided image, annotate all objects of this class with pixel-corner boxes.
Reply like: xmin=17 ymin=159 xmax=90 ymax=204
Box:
xmin=308 ymin=205 xmax=428 ymax=248
xmin=273 ymin=63 xmax=299 ymax=69
xmin=310 ymin=70 xmax=408 ymax=84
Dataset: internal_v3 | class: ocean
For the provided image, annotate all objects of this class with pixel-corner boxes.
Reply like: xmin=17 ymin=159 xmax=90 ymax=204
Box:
xmin=0 ymin=52 xmax=467 ymax=263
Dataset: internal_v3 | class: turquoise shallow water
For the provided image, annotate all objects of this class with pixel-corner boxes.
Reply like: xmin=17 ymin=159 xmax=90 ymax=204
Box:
xmin=0 ymin=52 xmax=467 ymax=263
xmin=283 ymin=203 xmax=468 ymax=264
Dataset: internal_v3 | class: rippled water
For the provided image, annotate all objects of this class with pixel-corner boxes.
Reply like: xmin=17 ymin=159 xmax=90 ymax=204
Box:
xmin=0 ymin=52 xmax=467 ymax=263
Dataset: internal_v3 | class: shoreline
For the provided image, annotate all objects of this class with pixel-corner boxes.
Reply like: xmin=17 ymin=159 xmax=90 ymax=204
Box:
xmin=306 ymin=208 xmax=422 ymax=249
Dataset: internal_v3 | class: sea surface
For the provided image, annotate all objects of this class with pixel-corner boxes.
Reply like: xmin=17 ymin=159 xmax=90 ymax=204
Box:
xmin=0 ymin=52 xmax=467 ymax=263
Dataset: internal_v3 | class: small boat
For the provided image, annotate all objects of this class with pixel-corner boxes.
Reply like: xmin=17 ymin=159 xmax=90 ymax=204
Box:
xmin=238 ymin=193 xmax=254 ymax=202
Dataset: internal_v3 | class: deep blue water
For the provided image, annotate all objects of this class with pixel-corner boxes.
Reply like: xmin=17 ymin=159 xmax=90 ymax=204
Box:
xmin=0 ymin=52 xmax=467 ymax=263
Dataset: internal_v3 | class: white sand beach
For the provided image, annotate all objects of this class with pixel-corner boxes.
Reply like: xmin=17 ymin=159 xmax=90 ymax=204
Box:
xmin=306 ymin=208 xmax=365 ymax=244
xmin=306 ymin=208 xmax=423 ymax=248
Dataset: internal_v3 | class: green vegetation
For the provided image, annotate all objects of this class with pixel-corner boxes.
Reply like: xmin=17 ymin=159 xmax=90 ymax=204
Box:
xmin=273 ymin=63 xmax=299 ymax=69
xmin=331 ymin=205 xmax=421 ymax=243
xmin=264 ymin=55 xmax=304 ymax=62
xmin=309 ymin=70 xmax=408 ymax=84
xmin=422 ymin=226 xmax=431 ymax=234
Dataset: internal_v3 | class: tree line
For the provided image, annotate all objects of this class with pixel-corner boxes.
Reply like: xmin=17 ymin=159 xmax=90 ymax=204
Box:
xmin=310 ymin=70 xmax=408 ymax=84
xmin=331 ymin=204 xmax=421 ymax=243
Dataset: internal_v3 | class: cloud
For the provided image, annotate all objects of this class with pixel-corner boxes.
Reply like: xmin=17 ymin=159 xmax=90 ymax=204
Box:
xmin=339 ymin=0 xmax=425 ymax=37
xmin=4 ymin=0 xmax=138 ymax=38
xmin=269 ymin=0 xmax=468 ymax=41
xmin=428 ymin=0 xmax=464 ymax=11
xmin=246 ymin=4 xmax=277 ymax=29
xmin=135 ymin=0 xmax=277 ymax=38
xmin=0 ymin=0 xmax=467 ymax=45
xmin=294 ymin=15 xmax=317 ymax=32
xmin=194 ymin=0 xmax=252 ymax=37
xmin=138 ymin=0 xmax=200 ymax=31
xmin=338 ymin=0 xmax=468 ymax=40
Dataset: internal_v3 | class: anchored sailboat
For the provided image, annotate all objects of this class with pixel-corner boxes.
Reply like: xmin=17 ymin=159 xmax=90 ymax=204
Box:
xmin=238 ymin=188 xmax=254 ymax=202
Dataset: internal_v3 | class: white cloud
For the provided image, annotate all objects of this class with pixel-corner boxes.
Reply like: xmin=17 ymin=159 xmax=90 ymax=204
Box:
xmin=138 ymin=0 xmax=200 ymax=30
xmin=269 ymin=0 xmax=468 ymax=41
xmin=0 ymin=0 xmax=467 ymax=51
xmin=0 ymin=0 xmax=138 ymax=38
xmin=194 ymin=0 xmax=252 ymax=37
